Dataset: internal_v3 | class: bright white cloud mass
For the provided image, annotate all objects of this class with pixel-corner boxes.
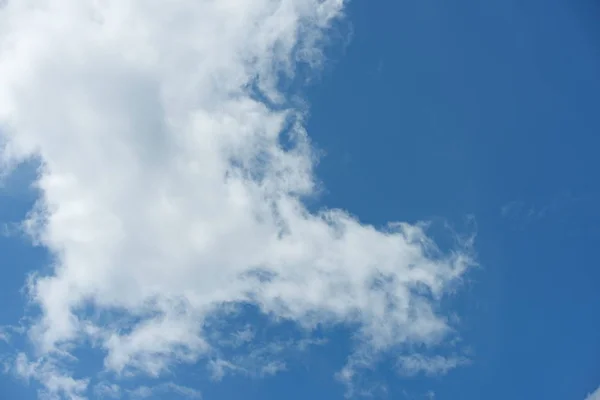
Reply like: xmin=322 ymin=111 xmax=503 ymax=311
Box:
xmin=0 ymin=1 xmax=474 ymax=398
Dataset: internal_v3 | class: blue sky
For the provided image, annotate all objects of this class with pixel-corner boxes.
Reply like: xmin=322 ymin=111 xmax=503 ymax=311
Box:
xmin=306 ymin=1 xmax=600 ymax=398
xmin=0 ymin=1 xmax=599 ymax=399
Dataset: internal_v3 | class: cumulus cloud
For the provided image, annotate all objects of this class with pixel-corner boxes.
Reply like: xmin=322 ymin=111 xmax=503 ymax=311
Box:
xmin=0 ymin=0 xmax=474 ymax=398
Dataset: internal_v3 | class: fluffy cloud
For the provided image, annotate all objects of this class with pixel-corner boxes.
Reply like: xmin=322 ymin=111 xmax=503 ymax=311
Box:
xmin=0 ymin=0 xmax=474 ymax=398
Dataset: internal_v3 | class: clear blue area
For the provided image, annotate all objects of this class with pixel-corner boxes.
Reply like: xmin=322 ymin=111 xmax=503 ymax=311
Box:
xmin=1 ymin=0 xmax=599 ymax=399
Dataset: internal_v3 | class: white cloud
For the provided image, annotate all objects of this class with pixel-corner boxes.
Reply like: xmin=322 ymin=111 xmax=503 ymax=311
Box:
xmin=0 ymin=0 xmax=474 ymax=398
xmin=397 ymin=354 xmax=470 ymax=376
xmin=207 ymin=336 xmax=324 ymax=381
xmin=586 ymin=386 xmax=600 ymax=400
xmin=129 ymin=382 xmax=202 ymax=399
xmin=0 ymin=329 xmax=9 ymax=343
xmin=92 ymin=382 xmax=120 ymax=399
xmin=12 ymin=353 xmax=89 ymax=400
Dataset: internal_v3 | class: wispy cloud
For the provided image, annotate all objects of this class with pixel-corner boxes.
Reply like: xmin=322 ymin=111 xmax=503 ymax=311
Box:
xmin=500 ymin=192 xmax=590 ymax=227
xmin=586 ymin=386 xmax=600 ymax=400
xmin=129 ymin=382 xmax=202 ymax=399
xmin=0 ymin=329 xmax=9 ymax=343
xmin=0 ymin=0 xmax=474 ymax=397
xmin=207 ymin=335 xmax=325 ymax=381
xmin=92 ymin=382 xmax=121 ymax=399
xmin=397 ymin=354 xmax=470 ymax=376
xmin=10 ymin=353 xmax=89 ymax=400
